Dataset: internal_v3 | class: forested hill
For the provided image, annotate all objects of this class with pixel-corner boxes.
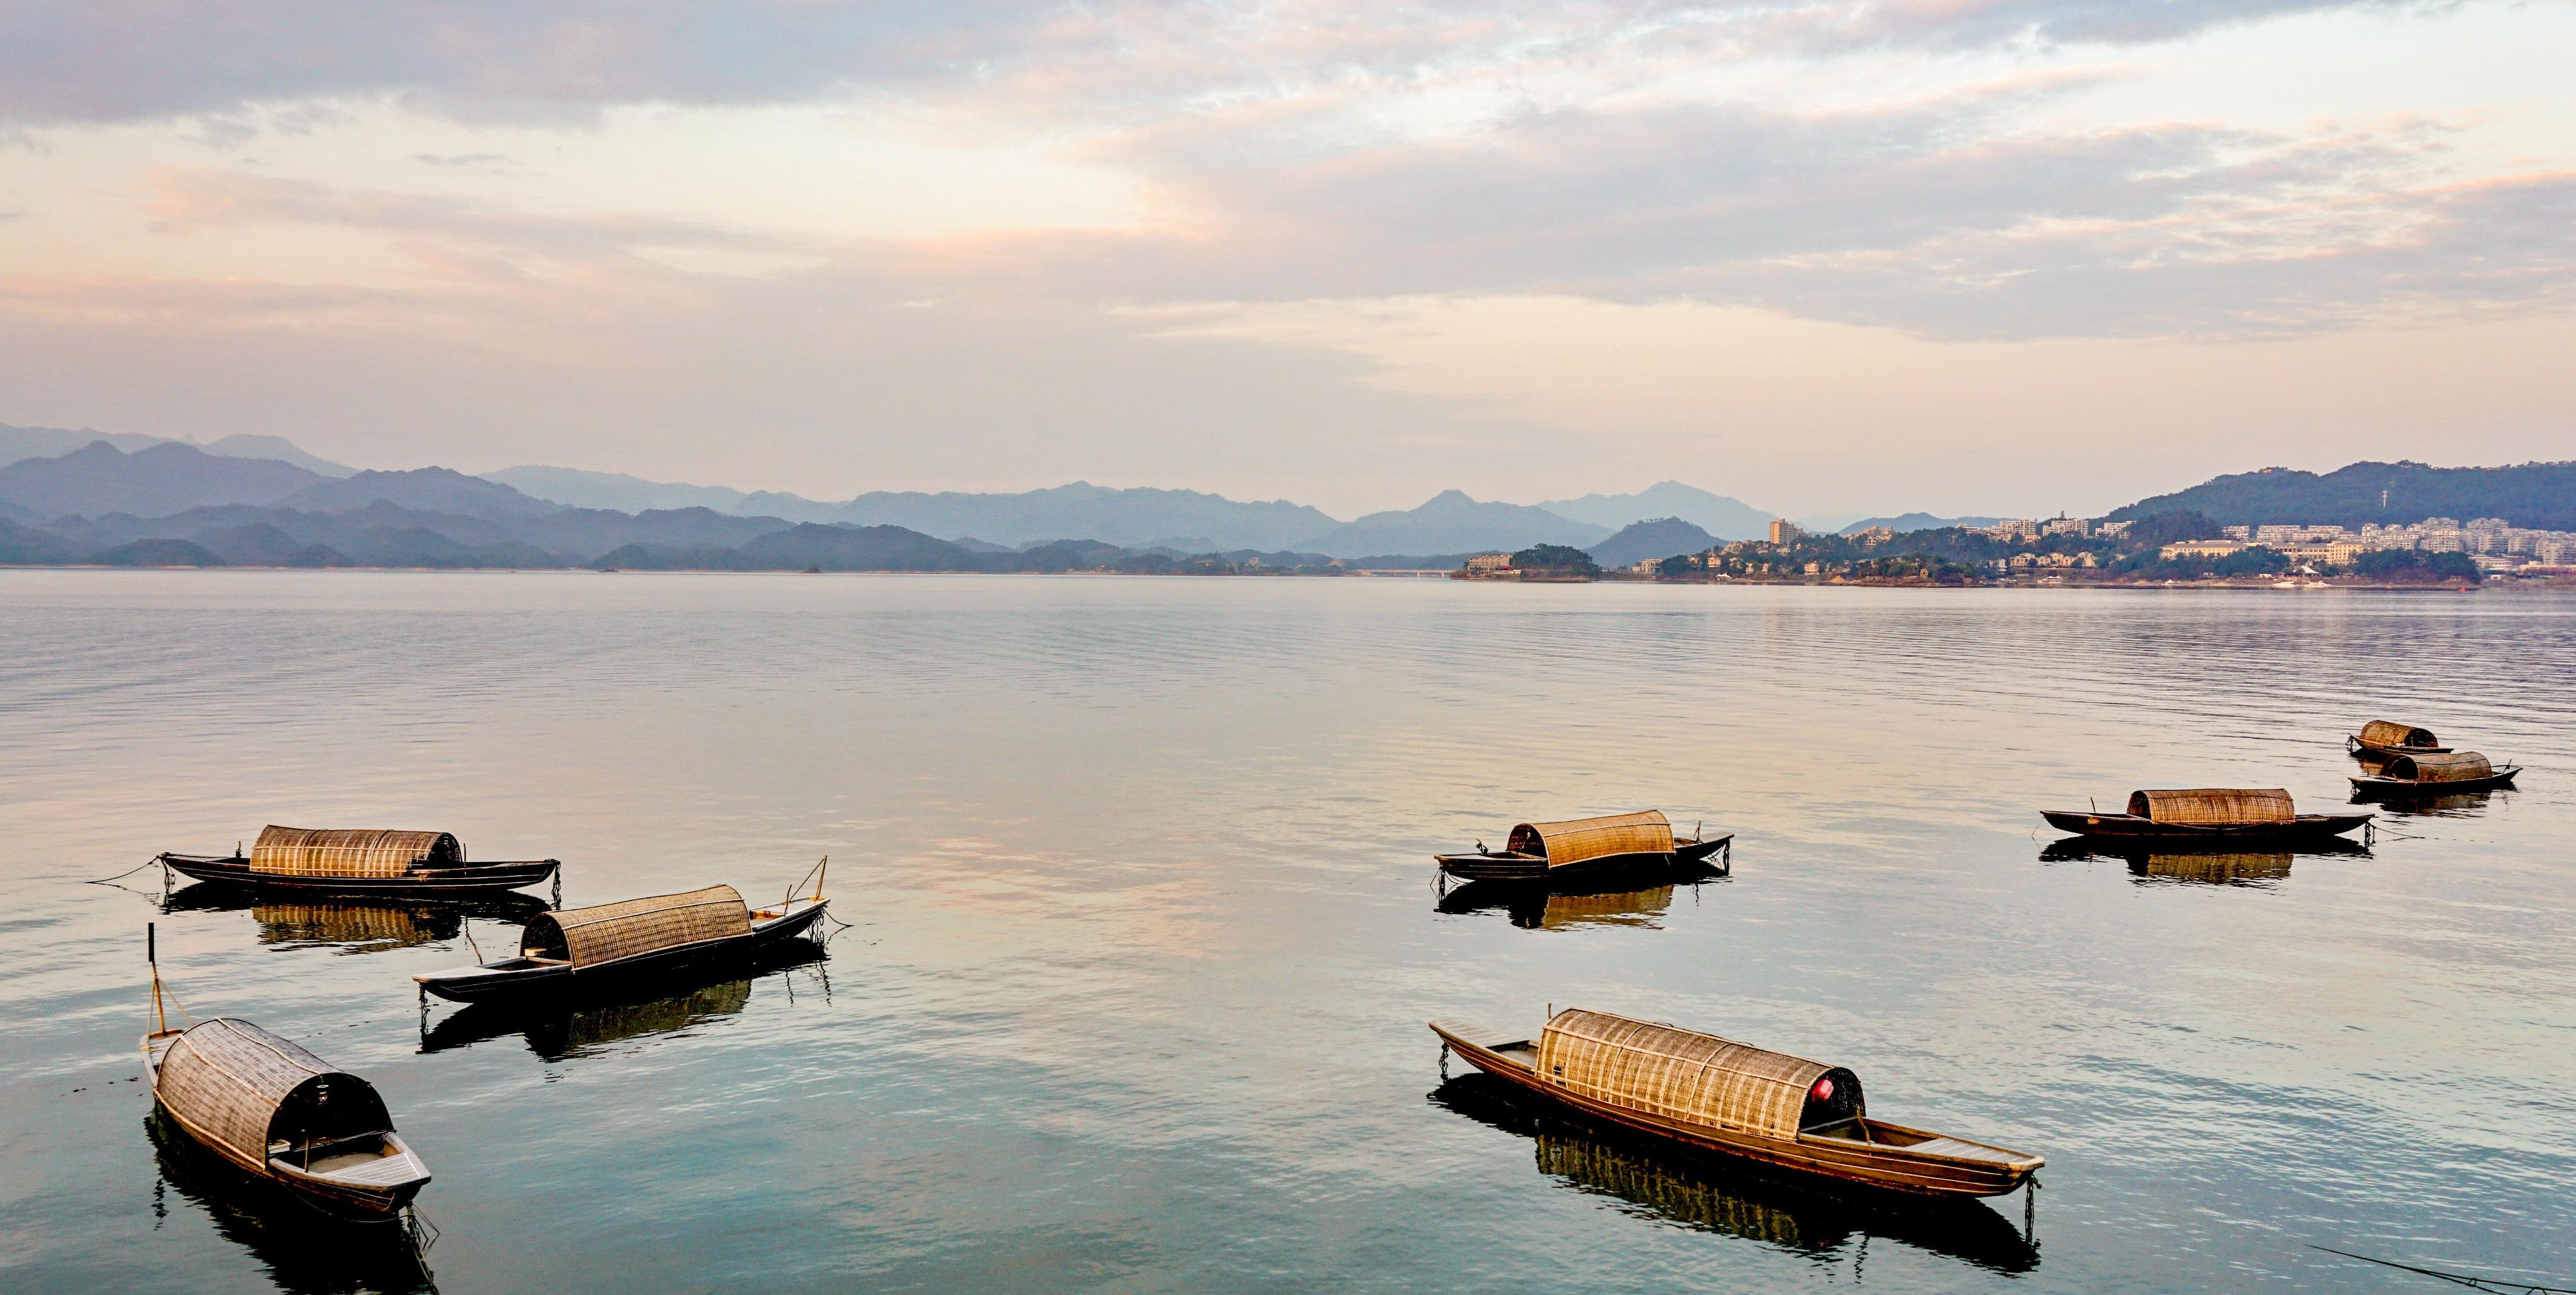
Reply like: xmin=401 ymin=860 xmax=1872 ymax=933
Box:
xmin=2110 ymin=460 xmax=2576 ymax=530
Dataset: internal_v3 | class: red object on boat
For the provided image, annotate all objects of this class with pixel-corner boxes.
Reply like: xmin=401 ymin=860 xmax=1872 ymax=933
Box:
xmin=1812 ymin=1076 xmax=1835 ymax=1101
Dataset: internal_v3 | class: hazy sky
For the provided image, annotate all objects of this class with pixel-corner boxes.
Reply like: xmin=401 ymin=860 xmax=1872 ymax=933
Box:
xmin=1 ymin=1 xmax=2570 ymax=518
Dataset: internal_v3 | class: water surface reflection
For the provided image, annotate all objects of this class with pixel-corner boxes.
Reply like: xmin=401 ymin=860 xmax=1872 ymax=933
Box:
xmin=420 ymin=945 xmax=828 ymax=1060
xmin=1436 ymin=861 xmax=1730 ymax=930
xmin=159 ymin=887 xmax=552 ymax=955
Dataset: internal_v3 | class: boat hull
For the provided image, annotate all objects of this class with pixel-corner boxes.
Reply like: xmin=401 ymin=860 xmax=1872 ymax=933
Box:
xmin=1431 ymin=1024 xmax=2038 ymax=1199
xmin=417 ymin=899 xmax=829 ymax=1004
xmin=1436 ymin=834 xmax=1732 ymax=883
xmin=2347 ymin=736 xmax=2449 ymax=758
xmin=2036 ymin=811 xmax=2369 ymax=842
xmin=2350 ymin=769 xmax=2519 ymax=796
xmin=149 ymin=1097 xmax=426 ymax=1221
xmin=161 ymin=853 xmax=559 ymax=899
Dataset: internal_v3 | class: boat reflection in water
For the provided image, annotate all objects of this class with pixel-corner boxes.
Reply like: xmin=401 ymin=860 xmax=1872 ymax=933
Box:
xmin=1437 ymin=860 xmax=1729 ymax=931
xmin=1428 ymin=1073 xmax=2036 ymax=1274
xmin=2039 ymin=837 xmax=2371 ymax=887
xmin=159 ymin=887 xmax=550 ymax=956
xmin=146 ymin=1113 xmax=438 ymax=1294
xmin=420 ymin=942 xmax=827 ymax=1060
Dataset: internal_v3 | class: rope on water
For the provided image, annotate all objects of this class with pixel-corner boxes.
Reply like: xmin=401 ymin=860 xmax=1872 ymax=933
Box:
xmin=2311 ymin=1245 xmax=2576 ymax=1294
xmin=90 ymin=857 xmax=167 ymax=885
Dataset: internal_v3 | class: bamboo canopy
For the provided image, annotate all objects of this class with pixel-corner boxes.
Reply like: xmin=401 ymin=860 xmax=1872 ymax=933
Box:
xmin=155 ymin=1019 xmax=393 ymax=1171
xmin=1536 ymin=1008 xmax=1862 ymax=1141
xmin=2385 ymin=752 xmax=2494 ymax=782
xmin=251 ymin=826 xmax=462 ymax=879
xmin=2124 ymin=789 xmax=2295 ymax=825
xmin=2358 ymin=720 xmax=2439 ymax=750
xmin=1508 ymin=811 xmax=1674 ymax=868
xmin=520 ymin=885 xmax=751 ymax=968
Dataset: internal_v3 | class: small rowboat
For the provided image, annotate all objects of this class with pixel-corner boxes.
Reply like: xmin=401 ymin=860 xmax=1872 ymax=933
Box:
xmin=2347 ymin=719 xmax=2448 ymax=758
xmin=159 ymin=826 xmax=559 ymax=899
xmin=1431 ymin=1010 xmax=2041 ymax=1198
xmin=414 ymin=870 xmax=828 ymax=1005
xmin=2350 ymin=750 xmax=2520 ymax=796
xmin=1436 ymin=810 xmax=1732 ymax=882
xmin=140 ymin=931 xmax=430 ymax=1222
xmin=2040 ymin=789 xmax=2369 ymax=843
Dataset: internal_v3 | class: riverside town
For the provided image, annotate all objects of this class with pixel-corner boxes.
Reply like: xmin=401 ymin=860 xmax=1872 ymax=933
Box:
xmin=1455 ymin=513 xmax=2574 ymax=588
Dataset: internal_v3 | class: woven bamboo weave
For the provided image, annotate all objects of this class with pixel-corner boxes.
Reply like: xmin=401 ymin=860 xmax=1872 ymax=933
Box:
xmin=2386 ymin=752 xmax=2493 ymax=782
xmin=1536 ymin=1009 xmax=1854 ymax=1140
xmin=2358 ymin=720 xmax=2440 ymax=750
xmin=520 ymin=885 xmax=751 ymax=968
xmin=251 ymin=826 xmax=461 ymax=878
xmin=1507 ymin=811 xmax=1674 ymax=868
xmin=2124 ymin=789 xmax=2295 ymax=825
xmin=155 ymin=1019 xmax=386 ymax=1170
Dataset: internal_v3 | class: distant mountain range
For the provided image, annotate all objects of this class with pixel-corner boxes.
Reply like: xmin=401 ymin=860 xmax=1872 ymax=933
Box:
xmin=2110 ymin=460 xmax=2576 ymax=531
xmin=47 ymin=423 xmax=2572 ymax=574
xmin=0 ymin=423 xmax=354 ymax=476
xmin=1588 ymin=518 xmax=1721 ymax=567
xmin=1835 ymin=513 xmax=2004 ymax=535
xmin=1539 ymin=482 xmax=1774 ymax=540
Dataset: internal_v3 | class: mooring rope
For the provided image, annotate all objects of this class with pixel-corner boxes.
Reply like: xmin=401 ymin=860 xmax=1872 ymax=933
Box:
xmin=89 ymin=857 xmax=166 ymax=885
xmin=2311 ymin=1245 xmax=2576 ymax=1294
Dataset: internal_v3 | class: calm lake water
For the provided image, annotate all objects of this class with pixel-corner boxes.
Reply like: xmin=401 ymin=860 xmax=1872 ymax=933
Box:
xmin=3 ymin=571 xmax=2572 ymax=1294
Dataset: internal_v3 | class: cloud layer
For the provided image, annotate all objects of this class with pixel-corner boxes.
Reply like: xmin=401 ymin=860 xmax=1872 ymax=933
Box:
xmin=0 ymin=1 xmax=2568 ymax=513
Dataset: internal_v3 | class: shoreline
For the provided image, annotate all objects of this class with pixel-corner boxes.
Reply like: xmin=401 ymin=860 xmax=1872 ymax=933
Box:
xmin=2 ymin=564 xmax=2557 ymax=591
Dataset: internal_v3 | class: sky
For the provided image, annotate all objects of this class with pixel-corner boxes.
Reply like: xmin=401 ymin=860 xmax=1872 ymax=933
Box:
xmin=0 ymin=1 xmax=2570 ymax=519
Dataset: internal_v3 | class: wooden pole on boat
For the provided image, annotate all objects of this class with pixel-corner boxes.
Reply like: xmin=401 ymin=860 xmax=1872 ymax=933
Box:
xmin=147 ymin=922 xmax=164 ymax=1035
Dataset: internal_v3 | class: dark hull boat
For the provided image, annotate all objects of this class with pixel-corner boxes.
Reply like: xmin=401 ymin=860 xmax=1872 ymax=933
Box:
xmin=2350 ymin=750 xmax=2520 ymax=797
xmin=1437 ymin=810 xmax=1731 ymax=882
xmin=158 ymin=826 xmax=558 ymax=899
xmin=144 ymin=1018 xmax=431 ymax=1221
xmin=1431 ymin=1011 xmax=2041 ymax=1199
xmin=2346 ymin=719 xmax=2448 ymax=759
xmin=2041 ymin=788 xmax=2369 ymax=843
xmin=415 ymin=876 xmax=828 ymax=1005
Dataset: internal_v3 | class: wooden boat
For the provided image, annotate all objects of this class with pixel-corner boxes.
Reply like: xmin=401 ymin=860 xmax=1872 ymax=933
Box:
xmin=1428 ymin=1072 xmax=2038 ymax=1270
xmin=2040 ymin=789 xmax=2369 ymax=842
xmin=1436 ymin=810 xmax=1732 ymax=882
xmin=2347 ymin=719 xmax=2448 ymax=758
xmin=2350 ymin=750 xmax=2520 ymax=796
xmin=141 ymin=930 xmax=430 ymax=1222
xmin=159 ymin=826 xmax=560 ymax=899
xmin=414 ymin=873 xmax=828 ymax=1004
xmin=1430 ymin=1010 xmax=2041 ymax=1198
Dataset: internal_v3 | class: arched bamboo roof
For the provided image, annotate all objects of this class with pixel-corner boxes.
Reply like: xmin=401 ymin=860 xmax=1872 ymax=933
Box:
xmin=251 ymin=826 xmax=461 ymax=878
xmin=1507 ymin=811 xmax=1674 ymax=868
xmin=2386 ymin=751 xmax=2492 ymax=782
xmin=2124 ymin=789 xmax=2294 ymax=825
xmin=1536 ymin=1008 xmax=1862 ymax=1141
xmin=519 ymin=885 xmax=750 ymax=968
xmin=2358 ymin=720 xmax=2439 ymax=750
xmin=155 ymin=1019 xmax=392 ymax=1171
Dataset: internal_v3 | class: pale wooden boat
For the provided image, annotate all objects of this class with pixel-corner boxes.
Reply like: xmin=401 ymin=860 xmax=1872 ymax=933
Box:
xmin=1431 ymin=1010 xmax=2041 ymax=1198
xmin=144 ymin=1017 xmax=430 ymax=1220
